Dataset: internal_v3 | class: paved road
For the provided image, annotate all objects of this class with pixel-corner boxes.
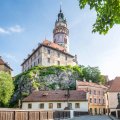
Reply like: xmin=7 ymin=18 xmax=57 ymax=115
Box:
xmin=69 ymin=115 xmax=113 ymax=120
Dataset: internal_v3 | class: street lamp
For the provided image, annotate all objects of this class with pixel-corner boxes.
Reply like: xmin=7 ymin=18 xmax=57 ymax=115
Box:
xmin=67 ymin=86 xmax=70 ymax=109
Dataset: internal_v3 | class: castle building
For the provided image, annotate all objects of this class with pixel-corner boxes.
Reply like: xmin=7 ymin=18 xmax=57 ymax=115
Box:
xmin=0 ymin=56 xmax=13 ymax=74
xmin=21 ymin=8 xmax=77 ymax=72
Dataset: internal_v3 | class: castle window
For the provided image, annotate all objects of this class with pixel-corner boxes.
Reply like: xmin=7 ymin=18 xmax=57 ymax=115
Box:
xmin=38 ymin=49 xmax=40 ymax=55
xmin=58 ymin=61 xmax=60 ymax=65
xmin=48 ymin=58 xmax=50 ymax=63
xmin=34 ymin=54 xmax=36 ymax=59
xmin=38 ymin=59 xmax=40 ymax=64
xmin=65 ymin=56 xmax=67 ymax=60
xmin=58 ymin=52 xmax=60 ymax=57
xmin=48 ymin=49 xmax=50 ymax=54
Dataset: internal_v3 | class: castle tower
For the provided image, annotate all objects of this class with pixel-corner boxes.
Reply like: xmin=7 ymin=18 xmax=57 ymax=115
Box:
xmin=53 ymin=7 xmax=69 ymax=52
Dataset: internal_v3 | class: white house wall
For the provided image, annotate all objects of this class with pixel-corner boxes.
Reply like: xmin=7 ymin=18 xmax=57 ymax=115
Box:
xmin=22 ymin=101 xmax=88 ymax=111
xmin=106 ymin=92 xmax=119 ymax=109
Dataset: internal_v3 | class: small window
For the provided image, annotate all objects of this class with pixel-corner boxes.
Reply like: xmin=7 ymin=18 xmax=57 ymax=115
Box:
xmin=38 ymin=49 xmax=41 ymax=55
xmin=75 ymin=103 xmax=80 ymax=108
xmin=94 ymin=98 xmax=96 ymax=103
xmin=34 ymin=62 xmax=35 ymax=66
xmin=48 ymin=58 xmax=50 ymax=63
xmin=48 ymin=49 xmax=50 ymax=54
xmin=103 ymin=99 xmax=104 ymax=104
xmin=90 ymin=98 xmax=92 ymax=103
xmin=99 ymin=99 xmax=101 ymax=104
xmin=65 ymin=56 xmax=67 ymax=60
xmin=49 ymin=103 xmax=53 ymax=109
xmin=58 ymin=53 xmax=60 ymax=58
xmin=89 ymin=90 xmax=91 ymax=94
xmin=38 ymin=59 xmax=39 ymax=63
xmin=39 ymin=103 xmax=44 ymax=109
xmin=94 ymin=90 xmax=96 ymax=95
xmin=58 ymin=61 xmax=60 ymax=65
xmin=57 ymin=103 xmax=61 ymax=108
xmin=34 ymin=54 xmax=36 ymax=59
xmin=98 ymin=91 xmax=100 ymax=95
xmin=68 ymin=103 xmax=72 ymax=109
xmin=28 ymin=104 xmax=32 ymax=109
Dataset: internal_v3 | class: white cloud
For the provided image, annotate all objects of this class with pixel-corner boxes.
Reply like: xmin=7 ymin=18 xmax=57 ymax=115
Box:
xmin=0 ymin=28 xmax=9 ymax=34
xmin=0 ymin=25 xmax=24 ymax=35
xmin=9 ymin=25 xmax=24 ymax=33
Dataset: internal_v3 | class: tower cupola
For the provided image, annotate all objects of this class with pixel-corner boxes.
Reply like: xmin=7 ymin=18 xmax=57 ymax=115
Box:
xmin=53 ymin=7 xmax=69 ymax=52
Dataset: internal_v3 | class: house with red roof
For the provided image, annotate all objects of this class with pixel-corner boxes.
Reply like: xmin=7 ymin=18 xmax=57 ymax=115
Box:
xmin=22 ymin=90 xmax=88 ymax=112
xmin=105 ymin=77 xmax=120 ymax=118
xmin=76 ymin=80 xmax=108 ymax=115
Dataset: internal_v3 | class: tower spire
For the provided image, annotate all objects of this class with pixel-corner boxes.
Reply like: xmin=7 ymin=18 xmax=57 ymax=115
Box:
xmin=60 ymin=1 xmax=62 ymax=12
xmin=53 ymin=5 xmax=69 ymax=52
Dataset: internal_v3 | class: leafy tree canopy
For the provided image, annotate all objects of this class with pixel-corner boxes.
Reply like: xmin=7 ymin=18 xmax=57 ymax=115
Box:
xmin=79 ymin=0 xmax=120 ymax=34
xmin=0 ymin=71 xmax=14 ymax=106
xmin=80 ymin=65 xmax=105 ymax=84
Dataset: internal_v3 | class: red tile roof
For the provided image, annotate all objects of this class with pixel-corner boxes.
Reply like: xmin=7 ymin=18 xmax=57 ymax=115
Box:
xmin=42 ymin=40 xmax=65 ymax=52
xmin=107 ymin=77 xmax=120 ymax=92
xmin=76 ymin=80 xmax=107 ymax=89
xmin=22 ymin=90 xmax=87 ymax=102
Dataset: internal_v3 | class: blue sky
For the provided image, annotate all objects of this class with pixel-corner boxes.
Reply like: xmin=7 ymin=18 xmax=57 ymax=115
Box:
xmin=0 ymin=0 xmax=120 ymax=79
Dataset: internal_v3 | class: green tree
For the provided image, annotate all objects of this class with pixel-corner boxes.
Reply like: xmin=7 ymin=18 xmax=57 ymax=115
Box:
xmin=79 ymin=0 xmax=120 ymax=34
xmin=0 ymin=71 xmax=14 ymax=107
xmin=81 ymin=66 xmax=105 ymax=84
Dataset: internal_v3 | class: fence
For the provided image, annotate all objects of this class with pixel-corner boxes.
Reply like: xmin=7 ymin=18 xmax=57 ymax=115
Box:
xmin=0 ymin=110 xmax=70 ymax=120
xmin=74 ymin=111 xmax=88 ymax=117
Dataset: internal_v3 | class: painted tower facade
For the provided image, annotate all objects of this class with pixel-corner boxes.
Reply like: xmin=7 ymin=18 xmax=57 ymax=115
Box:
xmin=53 ymin=8 xmax=69 ymax=53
